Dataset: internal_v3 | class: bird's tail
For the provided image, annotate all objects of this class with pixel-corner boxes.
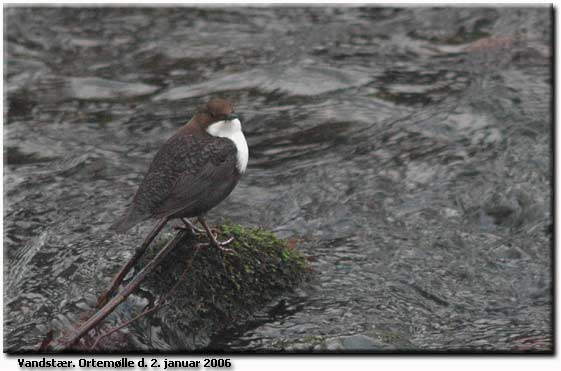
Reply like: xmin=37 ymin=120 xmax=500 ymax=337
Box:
xmin=109 ymin=207 xmax=147 ymax=233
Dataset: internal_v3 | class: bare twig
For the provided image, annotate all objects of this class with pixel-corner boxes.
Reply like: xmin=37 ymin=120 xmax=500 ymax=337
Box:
xmin=96 ymin=217 xmax=169 ymax=309
xmin=89 ymin=244 xmax=202 ymax=350
xmin=38 ymin=330 xmax=54 ymax=352
xmin=53 ymin=229 xmax=189 ymax=351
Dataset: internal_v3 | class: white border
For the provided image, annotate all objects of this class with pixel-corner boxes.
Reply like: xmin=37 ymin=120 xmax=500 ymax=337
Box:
xmin=0 ymin=1 xmax=557 ymax=4
xmin=1 ymin=1 xmax=558 ymax=370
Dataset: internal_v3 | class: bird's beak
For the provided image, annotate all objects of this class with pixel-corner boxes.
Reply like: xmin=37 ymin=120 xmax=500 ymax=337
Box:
xmin=226 ymin=114 xmax=239 ymax=121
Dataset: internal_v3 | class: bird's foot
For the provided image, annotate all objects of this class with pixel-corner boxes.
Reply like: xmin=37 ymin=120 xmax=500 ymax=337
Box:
xmin=204 ymin=233 xmax=235 ymax=253
xmin=174 ymin=224 xmax=221 ymax=239
xmin=197 ymin=216 xmax=235 ymax=253
xmin=173 ymin=218 xmax=207 ymax=236
xmin=172 ymin=224 xmax=200 ymax=235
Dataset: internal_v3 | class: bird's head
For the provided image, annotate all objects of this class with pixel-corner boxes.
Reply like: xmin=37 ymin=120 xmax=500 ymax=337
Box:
xmin=200 ymin=98 xmax=238 ymax=123
xmin=192 ymin=98 xmax=243 ymax=138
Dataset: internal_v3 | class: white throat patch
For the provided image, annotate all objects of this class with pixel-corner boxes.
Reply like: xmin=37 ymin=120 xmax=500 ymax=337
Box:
xmin=206 ymin=118 xmax=248 ymax=173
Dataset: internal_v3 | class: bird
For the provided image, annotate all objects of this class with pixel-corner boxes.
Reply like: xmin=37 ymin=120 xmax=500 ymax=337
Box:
xmin=97 ymin=98 xmax=248 ymax=308
xmin=111 ymin=97 xmax=248 ymax=240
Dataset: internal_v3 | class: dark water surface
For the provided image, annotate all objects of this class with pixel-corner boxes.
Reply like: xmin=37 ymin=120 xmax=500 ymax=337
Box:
xmin=4 ymin=6 xmax=552 ymax=352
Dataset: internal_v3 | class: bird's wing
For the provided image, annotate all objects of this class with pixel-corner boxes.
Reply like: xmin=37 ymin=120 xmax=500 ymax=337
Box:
xmin=111 ymin=130 xmax=238 ymax=232
xmin=111 ymin=130 xmax=239 ymax=233
xmin=152 ymin=137 xmax=239 ymax=218
xmin=111 ymin=133 xmax=203 ymax=232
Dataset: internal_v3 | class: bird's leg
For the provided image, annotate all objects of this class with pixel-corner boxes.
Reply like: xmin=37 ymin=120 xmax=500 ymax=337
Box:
xmin=197 ymin=216 xmax=234 ymax=252
xmin=173 ymin=218 xmax=205 ymax=235
xmin=181 ymin=218 xmax=220 ymax=237
xmin=96 ymin=217 xmax=169 ymax=309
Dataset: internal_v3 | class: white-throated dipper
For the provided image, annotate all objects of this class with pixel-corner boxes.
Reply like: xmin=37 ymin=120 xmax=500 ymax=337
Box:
xmin=111 ymin=97 xmax=247 ymax=239
xmin=98 ymin=98 xmax=248 ymax=307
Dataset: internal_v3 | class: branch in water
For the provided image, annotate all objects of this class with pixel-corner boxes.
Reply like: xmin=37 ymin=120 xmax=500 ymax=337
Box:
xmin=50 ymin=229 xmax=190 ymax=351
xmin=89 ymin=244 xmax=202 ymax=350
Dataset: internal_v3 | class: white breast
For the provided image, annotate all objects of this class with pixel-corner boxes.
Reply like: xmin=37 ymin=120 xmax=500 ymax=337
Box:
xmin=206 ymin=118 xmax=248 ymax=173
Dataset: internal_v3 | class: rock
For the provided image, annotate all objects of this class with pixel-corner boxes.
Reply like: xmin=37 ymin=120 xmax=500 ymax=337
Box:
xmin=100 ymin=223 xmax=311 ymax=351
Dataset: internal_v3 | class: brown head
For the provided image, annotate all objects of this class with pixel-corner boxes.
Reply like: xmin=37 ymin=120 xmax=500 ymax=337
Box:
xmin=185 ymin=98 xmax=238 ymax=132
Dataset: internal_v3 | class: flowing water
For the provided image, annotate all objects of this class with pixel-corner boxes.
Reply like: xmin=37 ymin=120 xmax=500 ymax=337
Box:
xmin=4 ymin=6 xmax=552 ymax=352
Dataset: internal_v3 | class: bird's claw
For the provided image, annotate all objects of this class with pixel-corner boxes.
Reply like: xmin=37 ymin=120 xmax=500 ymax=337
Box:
xmin=173 ymin=222 xmax=206 ymax=236
xmin=203 ymin=236 xmax=235 ymax=253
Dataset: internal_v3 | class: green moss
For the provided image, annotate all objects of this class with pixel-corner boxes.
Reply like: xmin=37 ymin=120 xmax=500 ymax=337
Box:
xmin=137 ymin=223 xmax=312 ymax=350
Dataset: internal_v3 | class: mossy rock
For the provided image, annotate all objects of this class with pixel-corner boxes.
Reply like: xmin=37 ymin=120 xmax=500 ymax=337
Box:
xmin=133 ymin=223 xmax=312 ymax=351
